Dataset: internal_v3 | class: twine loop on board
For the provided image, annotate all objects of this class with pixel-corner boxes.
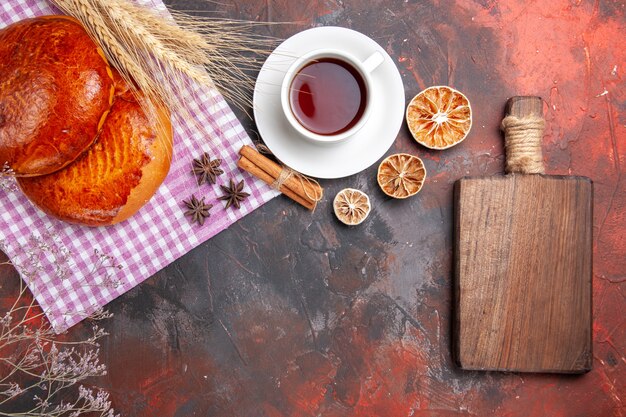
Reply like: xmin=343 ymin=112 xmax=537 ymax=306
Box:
xmin=254 ymin=142 xmax=323 ymax=210
xmin=501 ymin=115 xmax=545 ymax=174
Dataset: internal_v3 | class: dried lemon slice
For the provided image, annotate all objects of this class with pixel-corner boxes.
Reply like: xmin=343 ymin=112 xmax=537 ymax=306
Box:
xmin=406 ymin=86 xmax=472 ymax=149
xmin=377 ymin=153 xmax=426 ymax=199
xmin=333 ymin=188 xmax=371 ymax=226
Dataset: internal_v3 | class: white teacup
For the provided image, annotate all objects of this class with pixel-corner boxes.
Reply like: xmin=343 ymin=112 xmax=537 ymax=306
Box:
xmin=280 ymin=48 xmax=384 ymax=145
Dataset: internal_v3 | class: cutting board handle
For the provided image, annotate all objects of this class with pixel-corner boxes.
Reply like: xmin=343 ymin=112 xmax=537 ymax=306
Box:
xmin=502 ymin=96 xmax=545 ymax=174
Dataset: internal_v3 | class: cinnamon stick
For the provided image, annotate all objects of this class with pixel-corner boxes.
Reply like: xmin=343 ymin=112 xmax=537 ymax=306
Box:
xmin=239 ymin=146 xmax=323 ymax=202
xmin=237 ymin=155 xmax=316 ymax=210
xmin=238 ymin=145 xmax=323 ymax=210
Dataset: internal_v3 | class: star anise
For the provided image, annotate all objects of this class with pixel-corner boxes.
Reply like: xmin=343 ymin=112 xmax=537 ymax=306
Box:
xmin=218 ymin=178 xmax=250 ymax=209
xmin=183 ymin=194 xmax=213 ymax=225
xmin=192 ymin=152 xmax=224 ymax=185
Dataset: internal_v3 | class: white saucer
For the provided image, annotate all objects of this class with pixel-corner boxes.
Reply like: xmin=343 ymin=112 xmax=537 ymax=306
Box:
xmin=253 ymin=27 xmax=405 ymax=179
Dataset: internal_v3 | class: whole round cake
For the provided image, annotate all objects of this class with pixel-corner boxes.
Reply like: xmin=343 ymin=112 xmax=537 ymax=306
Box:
xmin=0 ymin=16 xmax=115 ymax=176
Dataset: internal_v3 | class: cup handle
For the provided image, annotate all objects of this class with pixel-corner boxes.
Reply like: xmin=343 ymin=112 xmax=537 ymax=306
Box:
xmin=362 ymin=51 xmax=385 ymax=73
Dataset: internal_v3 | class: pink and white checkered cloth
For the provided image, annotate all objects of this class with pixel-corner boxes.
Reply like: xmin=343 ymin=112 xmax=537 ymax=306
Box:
xmin=0 ymin=0 xmax=277 ymax=332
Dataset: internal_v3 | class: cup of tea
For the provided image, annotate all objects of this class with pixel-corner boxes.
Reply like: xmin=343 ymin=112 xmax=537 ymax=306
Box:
xmin=280 ymin=48 xmax=384 ymax=145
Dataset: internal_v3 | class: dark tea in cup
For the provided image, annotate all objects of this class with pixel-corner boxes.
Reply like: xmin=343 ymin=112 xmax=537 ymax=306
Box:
xmin=280 ymin=49 xmax=384 ymax=144
xmin=288 ymin=58 xmax=367 ymax=136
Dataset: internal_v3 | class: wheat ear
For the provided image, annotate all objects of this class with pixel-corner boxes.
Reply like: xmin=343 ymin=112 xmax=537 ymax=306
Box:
xmin=49 ymin=0 xmax=276 ymax=132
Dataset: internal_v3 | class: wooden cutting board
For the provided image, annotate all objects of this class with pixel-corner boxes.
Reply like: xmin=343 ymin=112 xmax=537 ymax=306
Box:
xmin=454 ymin=97 xmax=593 ymax=373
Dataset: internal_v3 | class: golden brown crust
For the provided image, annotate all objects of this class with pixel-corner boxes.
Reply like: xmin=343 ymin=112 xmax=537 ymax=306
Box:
xmin=111 ymin=97 xmax=172 ymax=224
xmin=0 ymin=15 xmax=115 ymax=176
xmin=18 ymin=92 xmax=173 ymax=226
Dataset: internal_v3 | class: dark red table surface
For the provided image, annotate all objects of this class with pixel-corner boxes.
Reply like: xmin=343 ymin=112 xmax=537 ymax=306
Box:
xmin=1 ymin=0 xmax=624 ymax=416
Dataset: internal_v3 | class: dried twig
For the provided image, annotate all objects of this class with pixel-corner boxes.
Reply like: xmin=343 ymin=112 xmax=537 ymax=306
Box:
xmin=0 ymin=239 xmax=118 ymax=416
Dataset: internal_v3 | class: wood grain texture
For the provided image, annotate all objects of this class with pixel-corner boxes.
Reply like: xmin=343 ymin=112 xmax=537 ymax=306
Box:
xmin=506 ymin=96 xmax=543 ymax=120
xmin=454 ymin=175 xmax=593 ymax=373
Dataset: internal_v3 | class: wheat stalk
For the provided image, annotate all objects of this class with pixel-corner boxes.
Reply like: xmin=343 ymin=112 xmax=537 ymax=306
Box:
xmin=48 ymin=0 xmax=276 ymax=132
